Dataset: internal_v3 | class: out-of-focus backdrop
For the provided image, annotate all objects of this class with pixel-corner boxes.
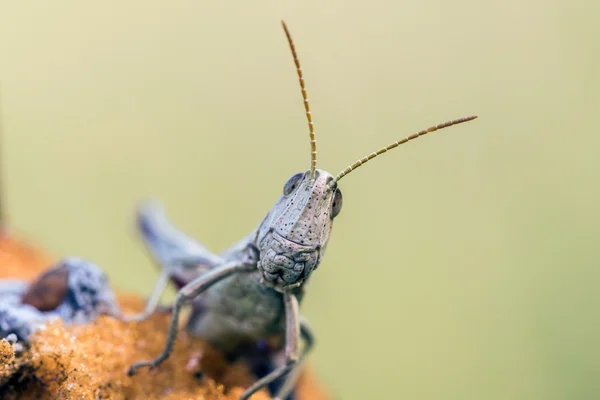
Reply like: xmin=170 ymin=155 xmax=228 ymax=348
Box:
xmin=1 ymin=1 xmax=598 ymax=399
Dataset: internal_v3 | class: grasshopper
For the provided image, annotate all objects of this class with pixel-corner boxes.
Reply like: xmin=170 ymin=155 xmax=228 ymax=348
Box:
xmin=126 ymin=21 xmax=478 ymax=400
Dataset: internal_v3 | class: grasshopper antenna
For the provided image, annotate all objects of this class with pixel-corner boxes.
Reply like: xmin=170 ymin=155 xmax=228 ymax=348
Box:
xmin=281 ymin=20 xmax=318 ymax=180
xmin=328 ymin=115 xmax=478 ymax=189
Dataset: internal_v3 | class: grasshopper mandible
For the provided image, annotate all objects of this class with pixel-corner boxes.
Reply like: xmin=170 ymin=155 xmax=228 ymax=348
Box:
xmin=126 ymin=21 xmax=478 ymax=400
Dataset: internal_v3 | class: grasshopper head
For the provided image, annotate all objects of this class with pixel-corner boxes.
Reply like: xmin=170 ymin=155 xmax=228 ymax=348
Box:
xmin=254 ymin=21 xmax=477 ymax=292
xmin=256 ymin=169 xmax=342 ymax=291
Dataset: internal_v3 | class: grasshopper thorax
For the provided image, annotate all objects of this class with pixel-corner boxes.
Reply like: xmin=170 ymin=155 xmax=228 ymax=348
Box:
xmin=255 ymin=169 xmax=342 ymax=291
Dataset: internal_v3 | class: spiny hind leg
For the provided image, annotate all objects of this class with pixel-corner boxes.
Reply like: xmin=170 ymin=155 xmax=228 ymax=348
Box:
xmin=127 ymin=200 xmax=224 ymax=321
xmin=136 ymin=200 xmax=224 ymax=275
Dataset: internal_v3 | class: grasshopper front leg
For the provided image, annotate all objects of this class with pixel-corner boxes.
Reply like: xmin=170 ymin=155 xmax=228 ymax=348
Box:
xmin=274 ymin=316 xmax=315 ymax=400
xmin=240 ymin=292 xmax=301 ymax=400
xmin=127 ymin=260 xmax=252 ymax=375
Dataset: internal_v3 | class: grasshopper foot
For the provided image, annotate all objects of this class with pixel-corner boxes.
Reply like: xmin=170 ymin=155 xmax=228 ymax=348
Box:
xmin=127 ymin=361 xmax=155 ymax=376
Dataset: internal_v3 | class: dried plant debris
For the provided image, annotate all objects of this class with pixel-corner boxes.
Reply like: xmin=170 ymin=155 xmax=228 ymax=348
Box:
xmin=0 ymin=257 xmax=119 ymax=343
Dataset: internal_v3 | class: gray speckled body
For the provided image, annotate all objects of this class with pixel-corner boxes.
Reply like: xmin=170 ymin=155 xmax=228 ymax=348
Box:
xmin=128 ymin=170 xmax=339 ymax=399
xmin=133 ymin=171 xmax=334 ymax=353
xmin=186 ymin=270 xmax=302 ymax=352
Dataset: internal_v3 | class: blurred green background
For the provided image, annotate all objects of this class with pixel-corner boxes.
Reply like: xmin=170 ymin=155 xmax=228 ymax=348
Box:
xmin=1 ymin=1 xmax=599 ymax=399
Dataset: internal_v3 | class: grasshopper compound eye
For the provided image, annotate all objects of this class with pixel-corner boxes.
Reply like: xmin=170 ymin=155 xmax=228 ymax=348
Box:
xmin=331 ymin=188 xmax=343 ymax=218
xmin=283 ymin=172 xmax=305 ymax=196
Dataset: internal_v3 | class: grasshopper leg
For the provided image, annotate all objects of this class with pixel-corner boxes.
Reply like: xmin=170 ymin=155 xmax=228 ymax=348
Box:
xmin=120 ymin=269 xmax=171 ymax=322
xmin=127 ymin=261 xmax=250 ymax=376
xmin=120 ymin=254 xmax=222 ymax=323
xmin=274 ymin=316 xmax=315 ymax=399
xmin=240 ymin=292 xmax=301 ymax=400
xmin=136 ymin=200 xmax=220 ymax=270
xmin=124 ymin=201 xmax=224 ymax=322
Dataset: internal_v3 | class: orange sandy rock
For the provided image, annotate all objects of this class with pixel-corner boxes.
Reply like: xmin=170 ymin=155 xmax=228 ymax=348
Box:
xmin=0 ymin=234 xmax=53 ymax=279
xmin=0 ymin=233 xmax=330 ymax=399
xmin=0 ymin=339 xmax=15 ymax=366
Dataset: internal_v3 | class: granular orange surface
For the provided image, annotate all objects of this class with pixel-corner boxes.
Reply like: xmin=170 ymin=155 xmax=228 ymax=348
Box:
xmin=0 ymin=233 xmax=330 ymax=400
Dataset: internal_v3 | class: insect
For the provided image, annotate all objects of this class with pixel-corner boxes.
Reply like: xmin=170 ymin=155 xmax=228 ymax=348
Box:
xmin=126 ymin=20 xmax=478 ymax=400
